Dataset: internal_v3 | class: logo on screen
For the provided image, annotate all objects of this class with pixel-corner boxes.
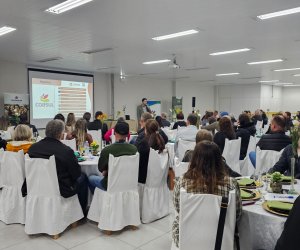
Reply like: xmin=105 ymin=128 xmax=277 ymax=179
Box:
xmin=40 ymin=94 xmax=49 ymax=102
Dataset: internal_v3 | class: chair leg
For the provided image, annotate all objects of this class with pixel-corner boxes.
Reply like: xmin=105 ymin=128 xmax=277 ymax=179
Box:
xmin=130 ymin=225 xmax=138 ymax=230
xmin=104 ymin=230 xmax=112 ymax=235
xmin=71 ymin=221 xmax=78 ymax=228
xmin=168 ymin=169 xmax=175 ymax=190
xmin=52 ymin=234 xmax=60 ymax=240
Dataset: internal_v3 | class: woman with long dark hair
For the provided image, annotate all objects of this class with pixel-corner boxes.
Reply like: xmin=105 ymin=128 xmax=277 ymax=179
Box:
xmin=172 ymin=141 xmax=242 ymax=248
xmin=67 ymin=118 xmax=92 ymax=149
xmin=213 ymin=116 xmax=236 ymax=153
xmin=137 ymin=119 xmax=165 ymax=184
xmin=65 ymin=112 xmax=76 ymax=133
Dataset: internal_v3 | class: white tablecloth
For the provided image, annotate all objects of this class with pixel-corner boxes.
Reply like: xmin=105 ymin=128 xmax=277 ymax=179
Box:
xmin=79 ymin=156 xmax=100 ymax=176
xmin=239 ymin=182 xmax=300 ymax=250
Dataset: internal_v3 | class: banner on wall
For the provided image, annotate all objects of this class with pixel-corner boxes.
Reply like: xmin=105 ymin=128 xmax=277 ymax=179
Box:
xmin=4 ymin=93 xmax=29 ymax=125
xmin=172 ymin=96 xmax=183 ymax=120
xmin=147 ymin=100 xmax=161 ymax=117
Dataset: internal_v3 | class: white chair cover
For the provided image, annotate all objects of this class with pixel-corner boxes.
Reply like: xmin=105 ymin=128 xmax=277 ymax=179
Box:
xmin=0 ymin=150 xmax=26 ymax=224
xmin=240 ymin=136 xmax=256 ymax=176
xmin=24 ymin=155 xmax=83 ymax=235
xmin=0 ymin=130 xmax=11 ymax=140
xmin=161 ymin=127 xmax=177 ymax=141
xmin=174 ymin=157 xmax=189 ymax=178
xmin=177 ymin=189 xmax=236 ymax=250
xmin=87 ymin=129 xmax=102 ymax=145
xmin=139 ymin=149 xmax=169 ymax=223
xmin=87 ymin=153 xmax=140 ymax=231
xmin=256 ymin=120 xmax=263 ymax=130
xmin=177 ymin=139 xmax=196 ymax=162
xmin=222 ymin=138 xmax=241 ymax=174
xmin=61 ymin=138 xmax=76 ymax=151
xmin=111 ymin=129 xmax=116 ymax=144
xmin=255 ymin=147 xmax=284 ymax=175
xmin=7 ymin=126 xmax=15 ymax=139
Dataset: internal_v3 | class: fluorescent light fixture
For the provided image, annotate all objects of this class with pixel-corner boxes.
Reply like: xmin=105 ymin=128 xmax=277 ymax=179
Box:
xmin=210 ymin=48 xmax=251 ymax=56
xmin=143 ymin=59 xmax=171 ymax=65
xmin=293 ymin=74 xmax=300 ymax=76
xmin=274 ymin=82 xmax=294 ymax=86
xmin=259 ymin=80 xmax=279 ymax=83
xmin=274 ymin=67 xmax=300 ymax=72
xmin=0 ymin=26 xmax=16 ymax=36
xmin=283 ymin=84 xmax=300 ymax=87
xmin=216 ymin=72 xmax=240 ymax=76
xmin=152 ymin=29 xmax=199 ymax=41
xmin=247 ymin=59 xmax=283 ymax=65
xmin=45 ymin=0 xmax=93 ymax=14
xmin=257 ymin=7 xmax=300 ymax=20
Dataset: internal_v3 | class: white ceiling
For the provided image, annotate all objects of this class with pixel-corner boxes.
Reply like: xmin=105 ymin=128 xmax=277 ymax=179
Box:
xmin=1 ymin=0 xmax=300 ymax=85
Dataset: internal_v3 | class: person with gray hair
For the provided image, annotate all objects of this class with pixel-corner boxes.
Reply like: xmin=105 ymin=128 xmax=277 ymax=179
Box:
xmin=22 ymin=119 xmax=88 ymax=214
xmin=161 ymin=112 xmax=171 ymax=127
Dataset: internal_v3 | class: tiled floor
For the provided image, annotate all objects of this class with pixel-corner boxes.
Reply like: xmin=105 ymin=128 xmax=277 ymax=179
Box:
xmin=0 ymin=198 xmax=174 ymax=250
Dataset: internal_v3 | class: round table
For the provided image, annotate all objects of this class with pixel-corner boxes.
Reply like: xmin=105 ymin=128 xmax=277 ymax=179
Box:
xmin=239 ymin=182 xmax=300 ymax=250
xmin=79 ymin=156 xmax=100 ymax=176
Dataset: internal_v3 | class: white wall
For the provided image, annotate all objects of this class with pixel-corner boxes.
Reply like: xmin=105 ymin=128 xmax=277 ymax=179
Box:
xmin=93 ymin=72 xmax=110 ymax=115
xmin=0 ymin=60 xmax=27 ymax=115
xmin=216 ymin=84 xmax=261 ymax=117
xmin=260 ymin=85 xmax=282 ymax=112
xmin=282 ymin=86 xmax=300 ymax=112
xmin=176 ymin=82 xmax=215 ymax=117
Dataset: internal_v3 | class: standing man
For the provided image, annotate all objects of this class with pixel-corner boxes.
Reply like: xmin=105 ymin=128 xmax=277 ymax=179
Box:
xmin=137 ymin=98 xmax=152 ymax=129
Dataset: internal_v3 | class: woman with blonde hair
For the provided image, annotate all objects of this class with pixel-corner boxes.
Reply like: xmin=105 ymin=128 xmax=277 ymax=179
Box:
xmin=6 ymin=124 xmax=33 ymax=153
xmin=65 ymin=113 xmax=76 ymax=133
xmin=67 ymin=118 xmax=92 ymax=148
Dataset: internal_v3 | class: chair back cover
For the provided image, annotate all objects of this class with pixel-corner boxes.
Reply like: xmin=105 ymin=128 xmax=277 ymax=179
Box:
xmin=255 ymin=147 xmax=284 ymax=175
xmin=256 ymin=120 xmax=263 ymax=130
xmin=0 ymin=150 xmax=26 ymax=224
xmin=246 ymin=136 xmax=256 ymax=155
xmin=139 ymin=149 xmax=169 ymax=223
xmin=222 ymin=138 xmax=241 ymax=174
xmin=111 ymin=129 xmax=116 ymax=143
xmin=24 ymin=155 xmax=83 ymax=235
xmin=240 ymin=136 xmax=256 ymax=176
xmin=61 ymin=138 xmax=76 ymax=151
xmin=179 ymin=189 xmax=236 ymax=250
xmin=177 ymin=139 xmax=196 ymax=162
xmin=174 ymin=157 xmax=189 ymax=177
xmin=161 ymin=127 xmax=177 ymax=141
xmin=87 ymin=153 xmax=141 ymax=231
xmin=88 ymin=129 xmax=102 ymax=144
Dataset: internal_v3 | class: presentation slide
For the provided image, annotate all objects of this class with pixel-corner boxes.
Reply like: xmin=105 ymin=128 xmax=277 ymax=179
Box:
xmin=29 ymin=69 xmax=94 ymax=128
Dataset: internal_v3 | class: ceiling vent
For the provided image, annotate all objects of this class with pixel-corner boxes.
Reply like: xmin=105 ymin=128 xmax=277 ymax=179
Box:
xmin=36 ymin=57 xmax=63 ymax=63
xmin=81 ymin=47 xmax=113 ymax=55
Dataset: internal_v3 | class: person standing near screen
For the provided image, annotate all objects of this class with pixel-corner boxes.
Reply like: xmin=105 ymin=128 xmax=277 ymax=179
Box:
xmin=137 ymin=98 xmax=152 ymax=128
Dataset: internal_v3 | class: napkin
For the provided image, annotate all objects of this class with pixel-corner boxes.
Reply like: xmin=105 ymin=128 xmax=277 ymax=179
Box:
xmin=240 ymin=189 xmax=255 ymax=199
xmin=267 ymin=201 xmax=293 ymax=212
xmin=237 ymin=178 xmax=255 ymax=186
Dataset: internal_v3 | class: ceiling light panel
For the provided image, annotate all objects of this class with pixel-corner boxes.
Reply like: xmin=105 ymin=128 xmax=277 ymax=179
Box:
xmin=210 ymin=48 xmax=251 ymax=56
xmin=81 ymin=47 xmax=113 ymax=55
xmin=293 ymin=74 xmax=300 ymax=77
xmin=143 ymin=59 xmax=171 ymax=65
xmin=247 ymin=59 xmax=283 ymax=65
xmin=152 ymin=29 xmax=199 ymax=41
xmin=274 ymin=67 xmax=300 ymax=72
xmin=45 ymin=0 xmax=93 ymax=14
xmin=216 ymin=73 xmax=240 ymax=76
xmin=0 ymin=26 xmax=16 ymax=36
xmin=257 ymin=7 xmax=300 ymax=20
xmin=259 ymin=80 xmax=279 ymax=83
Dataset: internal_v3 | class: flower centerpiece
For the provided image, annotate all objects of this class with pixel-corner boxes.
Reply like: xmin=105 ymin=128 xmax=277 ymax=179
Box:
xmin=90 ymin=141 xmax=99 ymax=155
xmin=270 ymin=172 xmax=283 ymax=193
xmin=97 ymin=113 xmax=108 ymax=121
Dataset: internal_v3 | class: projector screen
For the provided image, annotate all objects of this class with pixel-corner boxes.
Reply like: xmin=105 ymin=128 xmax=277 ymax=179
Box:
xmin=28 ymin=68 xmax=94 ymax=128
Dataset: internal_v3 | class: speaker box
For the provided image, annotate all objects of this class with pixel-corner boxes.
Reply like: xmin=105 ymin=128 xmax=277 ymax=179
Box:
xmin=192 ymin=97 xmax=196 ymax=108
xmin=125 ymin=115 xmax=130 ymax=120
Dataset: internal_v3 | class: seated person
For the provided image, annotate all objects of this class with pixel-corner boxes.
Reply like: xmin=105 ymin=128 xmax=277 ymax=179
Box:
xmin=251 ymin=109 xmax=263 ymax=125
xmin=268 ymin=140 xmax=300 ymax=178
xmin=236 ymin=113 xmax=256 ymax=160
xmin=201 ymin=116 xmax=219 ymax=135
xmin=213 ymin=116 xmax=236 ymax=154
xmin=83 ymin=112 xmax=91 ymax=124
xmin=172 ymin=112 xmax=187 ymax=130
xmin=6 ymin=124 xmax=33 ymax=153
xmin=137 ymin=119 xmax=165 ymax=184
xmin=161 ymin=112 xmax=171 ymax=127
xmin=183 ymin=129 xmax=241 ymax=178
xmin=257 ymin=115 xmax=291 ymax=151
xmin=67 ymin=118 xmax=93 ymax=149
xmin=87 ymin=111 xmax=108 ymax=140
xmin=0 ymin=137 xmax=7 ymax=150
xmin=18 ymin=113 xmax=38 ymax=135
xmin=88 ymin=122 xmax=137 ymax=192
xmin=275 ymin=195 xmax=300 ymax=250
xmin=284 ymin=111 xmax=294 ymax=131
xmin=23 ymin=119 xmax=88 ymax=213
xmin=172 ymin=141 xmax=242 ymax=248
xmin=104 ymin=117 xmax=130 ymax=143
xmin=135 ymin=112 xmax=168 ymax=146
xmin=54 ymin=113 xmax=65 ymax=122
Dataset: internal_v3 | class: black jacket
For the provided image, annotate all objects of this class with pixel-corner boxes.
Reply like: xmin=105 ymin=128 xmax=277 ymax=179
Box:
xmin=236 ymin=122 xmax=256 ymax=160
xmin=275 ymin=196 xmax=300 ymax=250
xmin=172 ymin=121 xmax=187 ymax=130
xmin=134 ymin=128 xmax=168 ymax=146
xmin=23 ymin=137 xmax=81 ymax=198
xmin=0 ymin=138 xmax=7 ymax=149
xmin=256 ymin=131 xmax=291 ymax=151
xmin=87 ymin=120 xmax=108 ymax=139
xmin=213 ymin=131 xmax=236 ymax=154
xmin=161 ymin=119 xmax=171 ymax=128
xmin=268 ymin=144 xmax=300 ymax=178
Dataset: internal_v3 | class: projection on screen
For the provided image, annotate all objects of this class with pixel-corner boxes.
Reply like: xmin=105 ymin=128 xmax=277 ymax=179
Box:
xmin=32 ymin=78 xmax=93 ymax=119
xmin=29 ymin=69 xmax=94 ymax=128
